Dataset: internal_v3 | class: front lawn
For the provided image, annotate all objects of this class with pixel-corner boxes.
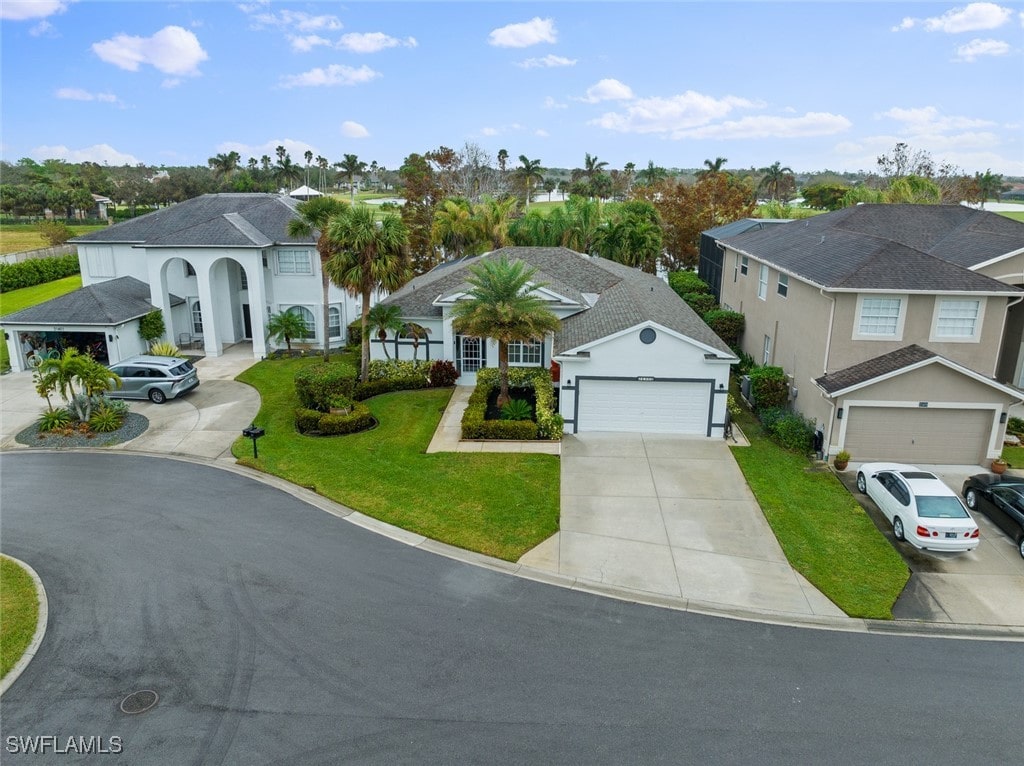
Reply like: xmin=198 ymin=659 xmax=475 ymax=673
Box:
xmin=1 ymin=556 xmax=39 ymax=680
xmin=233 ymin=354 xmax=560 ymax=561
xmin=730 ymin=408 xmax=909 ymax=619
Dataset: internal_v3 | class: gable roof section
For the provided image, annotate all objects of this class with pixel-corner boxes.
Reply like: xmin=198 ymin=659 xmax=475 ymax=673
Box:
xmin=381 ymin=246 xmax=734 ymax=356
xmin=70 ymin=193 xmax=315 ymax=248
xmin=0 ymin=276 xmax=181 ymax=326
xmin=814 ymin=343 xmax=1023 ymax=400
xmin=720 ymin=204 xmax=1024 ymax=294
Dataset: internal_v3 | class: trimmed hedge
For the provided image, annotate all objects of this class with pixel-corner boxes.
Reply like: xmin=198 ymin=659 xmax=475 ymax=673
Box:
xmin=354 ymin=375 xmax=428 ymax=400
xmin=294 ymin=363 xmax=357 ymax=411
xmin=367 ymin=358 xmax=431 ymax=382
xmin=463 ymin=367 xmax=563 ymax=441
xmin=748 ymin=365 xmax=789 ymax=411
xmin=462 ymin=384 xmax=539 ymax=440
xmin=759 ymin=406 xmax=815 ymax=454
xmin=294 ymin=401 xmax=375 ymax=435
xmin=0 ymin=253 xmax=80 ymax=292
xmin=704 ymin=309 xmax=745 ymax=348
xmin=683 ymin=292 xmax=717 ymax=316
xmin=668 ymin=270 xmax=711 ymax=298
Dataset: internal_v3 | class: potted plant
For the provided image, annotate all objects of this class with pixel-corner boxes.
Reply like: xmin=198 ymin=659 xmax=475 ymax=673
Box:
xmin=833 ymin=450 xmax=850 ymax=471
xmin=991 ymin=457 xmax=1008 ymax=475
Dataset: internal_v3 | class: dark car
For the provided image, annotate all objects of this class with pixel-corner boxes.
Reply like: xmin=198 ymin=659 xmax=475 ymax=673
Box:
xmin=962 ymin=474 xmax=1024 ymax=559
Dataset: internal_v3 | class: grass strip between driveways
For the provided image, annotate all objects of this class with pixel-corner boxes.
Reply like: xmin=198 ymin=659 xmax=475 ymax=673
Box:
xmin=232 ymin=354 xmax=560 ymax=561
xmin=730 ymin=408 xmax=909 ymax=619
xmin=1 ymin=556 xmax=40 ymax=680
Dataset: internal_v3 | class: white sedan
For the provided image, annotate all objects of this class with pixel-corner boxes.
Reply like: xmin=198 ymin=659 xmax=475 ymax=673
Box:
xmin=856 ymin=463 xmax=979 ymax=553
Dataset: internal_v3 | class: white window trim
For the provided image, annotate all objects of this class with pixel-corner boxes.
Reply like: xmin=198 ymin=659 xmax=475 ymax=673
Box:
xmin=507 ymin=339 xmax=543 ymax=367
xmin=283 ymin=304 xmax=317 ymax=340
xmin=740 ymin=255 xmax=749 ymax=276
xmin=762 ymin=334 xmax=772 ymax=365
xmin=757 ymin=264 xmax=768 ymax=301
xmin=929 ymin=296 xmax=985 ymax=343
xmin=852 ymin=293 xmax=907 ymax=341
xmin=777 ymin=273 xmax=789 ymax=298
xmin=275 ymin=249 xmax=314 ymax=276
xmin=328 ymin=306 xmax=342 ymax=339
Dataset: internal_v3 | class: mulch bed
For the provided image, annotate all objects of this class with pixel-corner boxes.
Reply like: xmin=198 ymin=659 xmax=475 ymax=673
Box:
xmin=484 ymin=386 xmax=536 ymax=421
xmin=15 ymin=413 xmax=149 ymax=449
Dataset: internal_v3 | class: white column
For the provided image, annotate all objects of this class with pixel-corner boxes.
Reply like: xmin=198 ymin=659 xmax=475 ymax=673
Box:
xmin=247 ymin=256 xmax=268 ymax=359
xmin=196 ymin=265 xmax=223 ymax=357
xmin=148 ymin=257 xmax=176 ymax=346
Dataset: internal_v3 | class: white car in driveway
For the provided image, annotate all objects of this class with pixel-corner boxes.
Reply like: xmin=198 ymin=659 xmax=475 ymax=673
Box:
xmin=856 ymin=463 xmax=980 ymax=553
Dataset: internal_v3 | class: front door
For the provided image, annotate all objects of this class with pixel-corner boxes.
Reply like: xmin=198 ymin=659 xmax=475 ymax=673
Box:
xmin=455 ymin=335 xmax=485 ymax=383
xmin=242 ymin=304 xmax=252 ymax=339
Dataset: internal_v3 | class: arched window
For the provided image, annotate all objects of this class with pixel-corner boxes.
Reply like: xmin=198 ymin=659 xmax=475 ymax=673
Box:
xmin=191 ymin=301 xmax=203 ymax=333
xmin=328 ymin=307 xmax=342 ymax=338
xmin=287 ymin=306 xmax=315 ymax=339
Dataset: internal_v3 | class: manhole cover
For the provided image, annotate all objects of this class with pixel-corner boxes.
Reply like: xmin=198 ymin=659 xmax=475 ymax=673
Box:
xmin=120 ymin=690 xmax=159 ymax=715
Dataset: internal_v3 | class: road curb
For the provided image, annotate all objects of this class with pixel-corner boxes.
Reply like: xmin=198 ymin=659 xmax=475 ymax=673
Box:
xmin=0 ymin=554 xmax=49 ymax=696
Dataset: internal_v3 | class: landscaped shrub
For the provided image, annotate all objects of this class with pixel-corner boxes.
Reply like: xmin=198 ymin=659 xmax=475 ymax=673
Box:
xmin=138 ymin=310 xmax=166 ymax=345
xmin=704 ymin=310 xmax=745 ymax=348
xmin=1007 ymin=416 xmax=1024 ymax=437
xmin=683 ymin=292 xmax=717 ymax=316
xmin=748 ymin=365 xmax=789 ymax=410
xmin=294 ymin=363 xmax=356 ymax=411
xmin=668 ymin=271 xmax=711 ymax=298
xmin=353 ymin=375 xmax=428 ymax=400
xmin=732 ymin=350 xmax=756 ymax=377
xmin=88 ymin=406 xmax=124 ymax=433
xmin=294 ymin=407 xmax=323 ymax=433
xmin=367 ymin=358 xmax=431 ymax=382
xmin=464 ymin=367 xmax=561 ymax=440
xmin=149 ymin=341 xmax=181 ymax=357
xmin=501 ymin=398 xmax=533 ymax=420
xmin=0 ymin=253 xmax=80 ymax=292
xmin=317 ymin=402 xmax=375 ymax=435
xmin=346 ymin=320 xmax=362 ymax=348
xmin=767 ymin=411 xmax=815 ymax=454
xmin=38 ymin=408 xmax=72 ymax=432
xmin=428 ymin=359 xmax=459 ymax=387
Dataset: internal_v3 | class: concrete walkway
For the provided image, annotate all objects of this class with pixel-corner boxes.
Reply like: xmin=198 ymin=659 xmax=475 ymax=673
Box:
xmin=519 ymin=432 xmax=846 ymax=619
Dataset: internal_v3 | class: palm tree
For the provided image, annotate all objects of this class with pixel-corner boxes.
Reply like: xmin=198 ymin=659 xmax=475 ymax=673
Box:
xmin=636 ymin=160 xmax=669 ymax=186
xmin=431 ymin=198 xmax=482 ymax=260
xmin=974 ymin=169 xmax=1004 ymax=209
xmin=758 ymin=161 xmax=794 ymax=201
xmin=274 ymin=152 xmax=301 ymax=191
xmin=554 ymin=196 xmax=602 ymax=253
xmin=315 ymin=155 xmax=328 ymax=192
xmin=583 ymin=153 xmax=608 ymax=180
xmin=403 ymin=322 xmax=431 ymax=361
xmin=451 ymin=256 xmax=561 ymax=408
xmin=303 ymin=149 xmax=314 ymax=188
xmin=37 ymin=348 xmax=121 ymax=422
xmin=267 ymin=310 xmax=309 ymax=353
xmin=594 ymin=201 xmax=663 ymax=273
xmin=207 ymin=151 xmax=241 ymax=181
xmin=696 ymin=157 xmax=729 ymax=178
xmin=497 ymin=149 xmax=509 ymax=173
xmin=337 ymin=153 xmax=367 ymax=203
xmin=516 ymin=155 xmax=544 ymax=209
xmin=623 ymin=162 xmax=636 ymax=193
xmin=325 ymin=206 xmax=411 ymax=381
xmin=367 ymin=304 xmax=406 ymax=360
xmin=287 ymin=196 xmax=349 ymax=361
xmin=473 ymin=195 xmax=518 ymax=250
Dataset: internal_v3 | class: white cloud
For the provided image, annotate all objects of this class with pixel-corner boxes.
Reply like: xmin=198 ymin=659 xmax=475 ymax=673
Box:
xmin=33 ymin=143 xmax=138 ymax=165
xmin=216 ymin=138 xmax=317 ymax=161
xmin=535 ymin=129 xmax=549 ymax=138
xmin=1 ymin=0 xmax=70 ymax=21
xmin=480 ymin=127 xmax=499 ymax=137
xmin=924 ymin=2 xmax=1013 ymax=33
xmin=288 ymin=34 xmax=332 ymax=52
xmin=240 ymin=6 xmax=343 ymax=33
xmin=517 ymin=54 xmax=576 ymax=69
xmin=590 ymin=91 xmax=755 ymax=133
xmin=30 ymin=20 xmax=55 ymax=36
xmin=543 ymin=96 xmax=567 ymax=110
xmin=92 ymin=26 xmax=209 ymax=76
xmin=891 ymin=17 xmax=917 ymax=32
xmin=340 ymin=121 xmax=369 ymax=138
xmin=55 ymin=87 xmax=118 ymax=103
xmin=339 ymin=32 xmax=417 ymax=53
xmin=488 ymin=17 xmax=556 ymax=48
xmin=580 ymin=78 xmax=633 ymax=103
xmin=953 ymin=37 xmax=1011 ymax=61
xmin=278 ymin=64 xmax=380 ymax=88
xmin=878 ymin=105 xmax=995 ymax=133
xmin=668 ymin=112 xmax=852 ymax=141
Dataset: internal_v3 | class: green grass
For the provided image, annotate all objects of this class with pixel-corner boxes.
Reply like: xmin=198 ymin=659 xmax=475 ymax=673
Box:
xmin=232 ymin=354 xmax=560 ymax=561
xmin=0 ymin=274 xmax=84 ymax=371
xmin=730 ymin=407 xmax=909 ymax=619
xmin=1001 ymin=444 xmax=1024 ymax=467
xmin=1 ymin=556 xmax=40 ymax=680
xmin=0 ymin=223 xmax=104 ymax=256
xmin=1000 ymin=211 xmax=1024 ymax=223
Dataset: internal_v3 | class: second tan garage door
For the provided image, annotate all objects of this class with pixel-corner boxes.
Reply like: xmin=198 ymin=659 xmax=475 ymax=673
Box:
xmin=843 ymin=406 xmax=991 ymax=464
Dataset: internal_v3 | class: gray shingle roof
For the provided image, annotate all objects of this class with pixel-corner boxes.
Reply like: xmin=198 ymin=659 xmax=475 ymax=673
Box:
xmin=815 ymin=344 xmax=938 ymax=394
xmin=70 ymin=193 xmax=315 ymax=248
xmin=720 ymin=204 xmax=1024 ymax=293
xmin=0 ymin=276 xmax=181 ymax=326
xmin=381 ymin=247 xmax=734 ymax=356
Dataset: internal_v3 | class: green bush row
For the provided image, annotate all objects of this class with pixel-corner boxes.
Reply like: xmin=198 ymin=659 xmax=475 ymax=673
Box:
xmin=354 ymin=375 xmax=428 ymax=400
xmin=294 ymin=363 xmax=358 ymax=410
xmin=367 ymin=358 xmax=432 ymax=381
xmin=759 ymin=406 xmax=815 ymax=453
xmin=294 ymin=401 xmax=375 ymax=435
xmin=668 ymin=271 xmax=711 ymax=298
xmin=0 ymin=253 xmax=80 ymax=293
xmin=464 ymin=367 xmax=563 ymax=441
xmin=462 ymin=384 xmax=540 ymax=440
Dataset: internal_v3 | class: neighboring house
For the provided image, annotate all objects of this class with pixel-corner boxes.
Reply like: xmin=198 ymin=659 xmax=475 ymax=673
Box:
xmin=2 ymin=193 xmax=369 ymax=372
xmin=714 ymin=204 xmax=1024 ymax=465
xmin=375 ymin=246 xmax=737 ymax=436
xmin=698 ymin=218 xmax=789 ymax=303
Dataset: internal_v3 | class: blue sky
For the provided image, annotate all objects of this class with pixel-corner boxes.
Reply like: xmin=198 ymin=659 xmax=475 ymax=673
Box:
xmin=2 ymin=1 xmax=1022 ymax=175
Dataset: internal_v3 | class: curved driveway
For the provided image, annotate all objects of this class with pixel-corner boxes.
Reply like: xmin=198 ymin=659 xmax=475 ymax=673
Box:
xmin=1 ymin=453 xmax=1022 ymax=765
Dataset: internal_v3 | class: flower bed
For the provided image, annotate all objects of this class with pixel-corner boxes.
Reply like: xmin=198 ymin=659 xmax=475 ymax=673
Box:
xmin=461 ymin=367 xmax=563 ymax=441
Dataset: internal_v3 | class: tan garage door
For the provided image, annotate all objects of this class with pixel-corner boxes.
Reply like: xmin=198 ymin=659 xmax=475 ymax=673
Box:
xmin=844 ymin=406 xmax=991 ymax=464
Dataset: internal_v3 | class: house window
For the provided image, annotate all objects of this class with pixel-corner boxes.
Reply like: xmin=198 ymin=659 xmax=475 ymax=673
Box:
xmin=763 ymin=334 xmax=772 ymax=365
xmin=777 ymin=273 xmax=789 ymax=298
xmin=191 ymin=300 xmax=203 ymax=334
xmin=286 ymin=306 xmax=315 ymax=339
xmin=758 ymin=264 xmax=768 ymax=300
xmin=328 ymin=307 xmax=342 ymax=338
xmin=239 ymin=267 xmax=248 ymax=290
xmin=184 ymin=261 xmax=196 ymax=278
xmin=277 ymin=249 xmax=312 ymax=275
xmin=933 ymin=298 xmax=982 ymax=340
xmin=740 ymin=255 xmax=749 ymax=276
xmin=857 ymin=296 xmax=904 ymax=338
xmin=508 ymin=340 xmax=542 ymax=365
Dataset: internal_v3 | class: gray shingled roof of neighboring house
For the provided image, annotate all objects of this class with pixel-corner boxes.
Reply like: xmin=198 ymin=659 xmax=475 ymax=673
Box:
xmin=1 ymin=276 xmax=183 ymax=326
xmin=70 ymin=193 xmax=315 ymax=248
xmin=720 ymin=204 xmax=1024 ymax=294
xmin=814 ymin=344 xmax=938 ymax=394
xmin=381 ymin=247 xmax=734 ymax=356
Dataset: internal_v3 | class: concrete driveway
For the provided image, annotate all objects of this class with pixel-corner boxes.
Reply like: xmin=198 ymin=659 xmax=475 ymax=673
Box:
xmin=0 ymin=345 xmax=259 ymax=459
xmin=519 ymin=432 xmax=844 ymax=620
xmin=841 ymin=464 xmax=1024 ymax=627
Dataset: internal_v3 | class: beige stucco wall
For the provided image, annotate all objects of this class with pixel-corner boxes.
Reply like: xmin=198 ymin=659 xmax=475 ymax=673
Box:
xmin=974 ymin=250 xmax=1024 ymax=284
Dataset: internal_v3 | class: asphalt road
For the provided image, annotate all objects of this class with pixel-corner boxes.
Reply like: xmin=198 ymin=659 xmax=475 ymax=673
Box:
xmin=1 ymin=452 xmax=1021 ymax=765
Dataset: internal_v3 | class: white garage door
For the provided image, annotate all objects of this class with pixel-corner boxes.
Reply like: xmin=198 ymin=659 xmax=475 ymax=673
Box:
xmin=576 ymin=379 xmax=711 ymax=434
xmin=844 ymin=406 xmax=991 ymax=464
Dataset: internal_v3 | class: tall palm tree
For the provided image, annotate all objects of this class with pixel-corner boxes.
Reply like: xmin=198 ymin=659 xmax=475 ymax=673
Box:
xmin=451 ymin=256 xmax=561 ymax=408
xmin=337 ymin=154 xmax=367 ymax=203
xmin=207 ymin=151 xmax=241 ymax=181
xmin=516 ymin=155 xmax=544 ymax=209
xmin=583 ymin=153 xmax=608 ymax=180
xmin=758 ymin=161 xmax=794 ymax=201
xmin=325 ymin=206 xmax=411 ymax=381
xmin=315 ymin=155 xmax=328 ymax=192
xmin=636 ymin=160 xmax=669 ymax=186
xmin=974 ymin=169 xmax=1004 ymax=209
xmin=696 ymin=157 xmax=729 ymax=178
xmin=287 ymin=196 xmax=348 ymax=361
xmin=367 ymin=304 xmax=406 ymax=360
xmin=274 ymin=152 xmax=301 ymax=191
xmin=303 ymin=150 xmax=314 ymax=188
xmin=623 ymin=162 xmax=636 ymax=193
xmin=497 ymin=149 xmax=509 ymax=173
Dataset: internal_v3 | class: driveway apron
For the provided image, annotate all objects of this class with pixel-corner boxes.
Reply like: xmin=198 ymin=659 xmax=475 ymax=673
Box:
xmin=520 ymin=432 xmax=844 ymax=618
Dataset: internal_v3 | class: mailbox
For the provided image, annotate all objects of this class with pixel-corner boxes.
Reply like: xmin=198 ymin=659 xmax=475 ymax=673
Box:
xmin=242 ymin=424 xmax=265 ymax=458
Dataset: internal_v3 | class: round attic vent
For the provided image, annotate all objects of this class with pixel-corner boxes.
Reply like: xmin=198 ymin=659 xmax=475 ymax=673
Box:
xmin=639 ymin=328 xmax=657 ymax=345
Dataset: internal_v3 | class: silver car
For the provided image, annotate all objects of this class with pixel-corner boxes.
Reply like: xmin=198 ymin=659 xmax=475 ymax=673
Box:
xmin=107 ymin=355 xmax=200 ymax=404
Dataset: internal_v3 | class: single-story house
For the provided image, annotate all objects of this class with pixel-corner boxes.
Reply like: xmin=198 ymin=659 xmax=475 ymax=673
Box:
xmin=374 ymin=246 xmax=738 ymax=436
